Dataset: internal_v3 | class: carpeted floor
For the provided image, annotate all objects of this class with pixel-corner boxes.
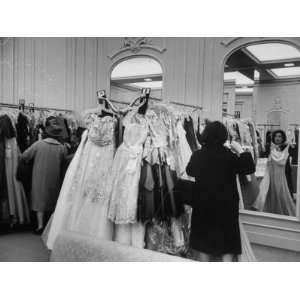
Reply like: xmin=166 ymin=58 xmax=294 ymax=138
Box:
xmin=0 ymin=231 xmax=50 ymax=262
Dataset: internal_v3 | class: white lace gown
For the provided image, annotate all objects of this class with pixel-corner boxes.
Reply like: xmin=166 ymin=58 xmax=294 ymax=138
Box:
xmin=43 ymin=115 xmax=116 ymax=249
xmin=107 ymin=111 xmax=149 ymax=248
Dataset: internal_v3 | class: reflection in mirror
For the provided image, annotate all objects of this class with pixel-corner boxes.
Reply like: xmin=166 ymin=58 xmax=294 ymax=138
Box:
xmin=110 ymin=56 xmax=163 ymax=103
xmin=223 ymin=42 xmax=300 ymax=217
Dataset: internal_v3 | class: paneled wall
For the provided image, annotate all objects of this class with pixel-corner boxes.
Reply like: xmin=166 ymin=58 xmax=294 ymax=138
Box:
xmin=0 ymin=37 xmax=222 ymax=119
xmin=254 ymin=81 xmax=300 ymax=127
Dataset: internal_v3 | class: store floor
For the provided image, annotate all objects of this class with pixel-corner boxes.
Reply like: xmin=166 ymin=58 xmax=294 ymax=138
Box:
xmin=0 ymin=231 xmax=50 ymax=262
xmin=2 ymin=231 xmax=300 ymax=262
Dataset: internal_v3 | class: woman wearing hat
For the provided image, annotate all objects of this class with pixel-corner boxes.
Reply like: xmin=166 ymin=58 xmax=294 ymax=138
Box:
xmin=21 ymin=118 xmax=67 ymax=234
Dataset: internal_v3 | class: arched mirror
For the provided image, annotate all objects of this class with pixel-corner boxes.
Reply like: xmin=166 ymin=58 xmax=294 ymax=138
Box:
xmin=223 ymin=41 xmax=300 ymax=218
xmin=110 ymin=56 xmax=163 ymax=103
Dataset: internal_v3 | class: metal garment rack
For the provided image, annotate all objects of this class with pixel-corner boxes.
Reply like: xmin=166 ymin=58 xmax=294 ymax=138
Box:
xmin=169 ymin=100 xmax=203 ymax=110
xmin=0 ymin=102 xmax=73 ymax=113
xmin=223 ymin=112 xmax=236 ymax=118
xmin=110 ymin=97 xmax=162 ymax=107
xmin=289 ymin=123 xmax=300 ymax=129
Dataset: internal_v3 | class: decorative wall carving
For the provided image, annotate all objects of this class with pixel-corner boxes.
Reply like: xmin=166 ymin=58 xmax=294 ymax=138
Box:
xmin=108 ymin=37 xmax=167 ymax=59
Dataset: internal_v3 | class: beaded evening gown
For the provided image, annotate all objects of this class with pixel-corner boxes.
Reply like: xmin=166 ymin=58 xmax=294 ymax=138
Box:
xmin=43 ymin=114 xmax=117 ymax=249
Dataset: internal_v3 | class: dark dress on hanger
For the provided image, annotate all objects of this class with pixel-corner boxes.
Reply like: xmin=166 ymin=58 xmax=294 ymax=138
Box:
xmin=0 ymin=115 xmax=17 ymax=224
xmin=183 ymin=117 xmax=198 ymax=152
xmin=16 ymin=112 xmax=30 ymax=152
xmin=186 ymin=145 xmax=255 ymax=256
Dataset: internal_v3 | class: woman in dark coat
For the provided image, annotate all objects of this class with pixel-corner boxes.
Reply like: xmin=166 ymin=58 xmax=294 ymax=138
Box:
xmin=186 ymin=121 xmax=255 ymax=262
xmin=21 ymin=118 xmax=67 ymax=234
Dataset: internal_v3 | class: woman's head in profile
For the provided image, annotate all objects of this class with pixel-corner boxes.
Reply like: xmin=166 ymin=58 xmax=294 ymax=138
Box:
xmin=272 ymin=129 xmax=287 ymax=146
xmin=200 ymin=121 xmax=228 ymax=147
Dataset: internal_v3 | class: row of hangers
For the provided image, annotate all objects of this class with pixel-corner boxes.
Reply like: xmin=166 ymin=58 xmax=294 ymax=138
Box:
xmin=0 ymin=101 xmax=73 ymax=114
xmin=94 ymin=88 xmax=203 ymax=116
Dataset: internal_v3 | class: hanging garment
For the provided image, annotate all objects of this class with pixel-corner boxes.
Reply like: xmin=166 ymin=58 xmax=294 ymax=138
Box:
xmin=108 ymin=112 xmax=149 ymax=224
xmin=16 ymin=112 xmax=30 ymax=152
xmin=107 ymin=111 xmax=148 ymax=248
xmin=254 ymin=145 xmax=296 ymax=216
xmin=21 ymin=138 xmax=67 ymax=212
xmin=183 ymin=116 xmax=198 ymax=152
xmin=176 ymin=120 xmax=192 ymax=179
xmin=5 ymin=137 xmax=30 ymax=224
xmin=0 ymin=139 xmax=7 ymax=199
xmin=291 ymin=128 xmax=298 ymax=164
xmin=137 ymin=160 xmax=155 ymax=223
xmin=43 ymin=115 xmax=117 ymax=250
xmin=246 ymin=121 xmax=259 ymax=164
xmin=0 ymin=139 xmax=9 ymax=224
xmin=16 ymin=156 xmax=33 ymax=201
xmin=239 ymin=174 xmax=260 ymax=210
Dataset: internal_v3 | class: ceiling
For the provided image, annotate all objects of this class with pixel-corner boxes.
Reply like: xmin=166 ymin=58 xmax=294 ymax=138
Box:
xmin=224 ymin=43 xmax=300 ymax=88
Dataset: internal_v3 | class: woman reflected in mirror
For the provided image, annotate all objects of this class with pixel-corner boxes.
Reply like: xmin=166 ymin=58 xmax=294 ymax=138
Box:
xmin=254 ymin=130 xmax=297 ymax=216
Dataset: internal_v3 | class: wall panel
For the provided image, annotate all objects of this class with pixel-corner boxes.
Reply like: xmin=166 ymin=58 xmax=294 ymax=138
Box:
xmin=0 ymin=37 xmax=213 ymax=113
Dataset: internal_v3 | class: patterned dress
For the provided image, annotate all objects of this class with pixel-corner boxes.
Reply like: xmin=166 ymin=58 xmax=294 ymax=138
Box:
xmin=43 ymin=114 xmax=117 ymax=249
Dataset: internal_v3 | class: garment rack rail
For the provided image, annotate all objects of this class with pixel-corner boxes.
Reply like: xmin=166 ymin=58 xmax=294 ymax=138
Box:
xmin=0 ymin=102 xmax=73 ymax=113
xmin=170 ymin=101 xmax=202 ymax=110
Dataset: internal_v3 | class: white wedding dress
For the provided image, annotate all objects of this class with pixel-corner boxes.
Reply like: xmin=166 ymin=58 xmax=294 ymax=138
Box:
xmin=43 ymin=114 xmax=117 ymax=249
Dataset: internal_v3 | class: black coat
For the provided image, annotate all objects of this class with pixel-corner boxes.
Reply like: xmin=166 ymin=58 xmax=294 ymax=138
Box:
xmin=186 ymin=145 xmax=255 ymax=256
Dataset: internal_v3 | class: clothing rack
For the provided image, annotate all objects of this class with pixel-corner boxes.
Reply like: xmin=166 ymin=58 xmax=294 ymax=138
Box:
xmin=169 ymin=101 xmax=203 ymax=110
xmin=0 ymin=102 xmax=73 ymax=113
xmin=223 ymin=112 xmax=237 ymax=118
xmin=256 ymin=124 xmax=280 ymax=129
xmin=111 ymin=96 xmax=161 ymax=107
xmin=289 ymin=123 xmax=300 ymax=128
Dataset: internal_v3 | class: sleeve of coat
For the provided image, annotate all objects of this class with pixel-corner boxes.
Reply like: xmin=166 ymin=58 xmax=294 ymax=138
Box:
xmin=21 ymin=141 xmax=38 ymax=162
xmin=233 ymin=152 xmax=255 ymax=175
xmin=186 ymin=151 xmax=199 ymax=177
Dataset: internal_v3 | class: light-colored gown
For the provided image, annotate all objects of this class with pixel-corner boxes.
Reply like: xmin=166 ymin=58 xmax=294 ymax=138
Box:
xmin=107 ymin=111 xmax=149 ymax=248
xmin=43 ymin=115 xmax=116 ymax=249
xmin=254 ymin=144 xmax=296 ymax=216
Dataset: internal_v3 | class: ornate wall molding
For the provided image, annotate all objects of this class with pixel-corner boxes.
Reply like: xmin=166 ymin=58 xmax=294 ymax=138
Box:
xmin=220 ymin=37 xmax=242 ymax=47
xmin=108 ymin=37 xmax=167 ymax=59
xmin=221 ymin=37 xmax=270 ymax=47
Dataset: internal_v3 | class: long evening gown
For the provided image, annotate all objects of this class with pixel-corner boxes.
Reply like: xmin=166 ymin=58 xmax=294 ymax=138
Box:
xmin=107 ymin=111 xmax=149 ymax=248
xmin=254 ymin=145 xmax=296 ymax=216
xmin=43 ymin=115 xmax=117 ymax=249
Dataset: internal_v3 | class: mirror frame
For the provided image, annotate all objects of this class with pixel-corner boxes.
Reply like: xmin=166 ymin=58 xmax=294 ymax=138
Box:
xmin=107 ymin=52 xmax=165 ymax=103
xmin=220 ymin=37 xmax=300 ymax=223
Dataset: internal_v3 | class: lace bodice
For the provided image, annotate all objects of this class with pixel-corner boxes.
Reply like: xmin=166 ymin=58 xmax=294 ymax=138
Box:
xmin=122 ymin=112 xmax=148 ymax=151
xmin=148 ymin=116 xmax=168 ymax=149
xmin=87 ymin=115 xmax=117 ymax=146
